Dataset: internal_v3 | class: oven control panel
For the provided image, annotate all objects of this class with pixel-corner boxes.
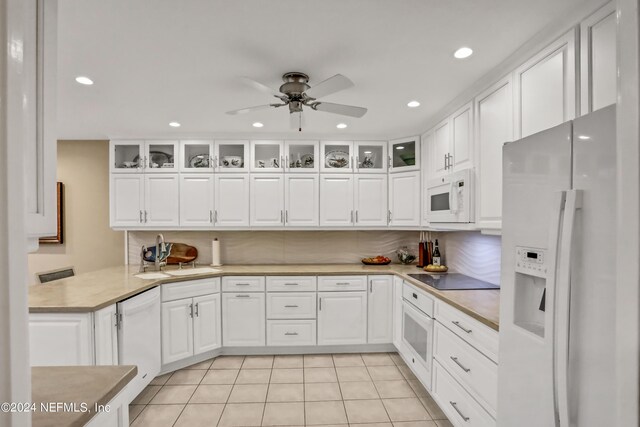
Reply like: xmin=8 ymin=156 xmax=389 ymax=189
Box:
xmin=515 ymin=246 xmax=548 ymax=278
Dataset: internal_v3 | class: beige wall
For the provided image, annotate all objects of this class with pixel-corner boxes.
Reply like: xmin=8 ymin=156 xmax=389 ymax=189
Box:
xmin=28 ymin=140 xmax=124 ymax=284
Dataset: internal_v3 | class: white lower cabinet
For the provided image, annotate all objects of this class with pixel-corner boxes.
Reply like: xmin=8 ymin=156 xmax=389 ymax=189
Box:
xmin=162 ymin=299 xmax=193 ymax=364
xmin=250 ymin=174 xmax=284 ymax=226
xmin=29 ymin=312 xmax=94 ymax=366
xmin=222 ymin=292 xmax=266 ymax=346
xmin=193 ymin=294 xmax=222 ymax=354
xmin=180 ymin=174 xmax=214 ymax=226
xmin=215 ymin=174 xmax=250 ymax=227
xmin=367 ymin=275 xmax=394 ymax=344
xmin=317 ymin=291 xmax=367 ymax=345
xmin=355 ymin=175 xmax=388 ymax=226
xmin=389 ymin=171 xmax=420 ymax=226
xmin=285 ymin=174 xmax=319 ymax=226
xmin=320 ymin=174 xmax=354 ymax=226
xmin=94 ymin=304 xmax=119 ymax=365
xmin=145 ymin=174 xmax=180 ymax=226
xmin=267 ymin=320 xmax=317 ymax=346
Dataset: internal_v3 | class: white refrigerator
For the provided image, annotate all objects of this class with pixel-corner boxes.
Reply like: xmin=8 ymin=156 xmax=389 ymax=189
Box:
xmin=498 ymin=105 xmax=616 ymax=427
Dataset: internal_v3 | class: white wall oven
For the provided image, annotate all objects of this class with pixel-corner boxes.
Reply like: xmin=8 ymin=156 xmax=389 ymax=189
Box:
xmin=401 ymin=282 xmax=435 ymax=389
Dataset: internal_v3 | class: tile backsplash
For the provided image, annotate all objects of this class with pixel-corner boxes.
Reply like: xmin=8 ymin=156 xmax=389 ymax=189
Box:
xmin=439 ymin=231 xmax=502 ymax=285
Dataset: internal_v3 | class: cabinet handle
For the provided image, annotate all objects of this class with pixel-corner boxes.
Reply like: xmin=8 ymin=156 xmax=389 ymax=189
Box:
xmin=336 ymin=282 xmax=350 ymax=286
xmin=388 ymin=210 xmax=392 ymax=223
xmin=356 ymin=156 xmax=360 ymax=170
xmin=189 ymin=304 xmax=194 ymax=318
xmin=213 ymin=155 xmax=218 ymax=168
xmin=214 ymin=210 xmax=218 ymax=223
xmin=281 ymin=210 xmax=284 ymax=223
xmin=444 ymin=154 xmax=448 ymax=170
xmin=350 ymin=210 xmax=354 ymax=223
xmin=319 ymin=297 xmax=322 ymax=311
xmin=139 ymin=210 xmax=143 ymax=223
xmin=450 ymin=356 xmax=471 ymax=373
xmin=388 ymin=155 xmax=392 ymax=169
xmin=284 ymin=305 xmax=299 ymax=308
xmin=210 ymin=210 xmax=213 ymax=223
xmin=284 ymin=283 xmax=299 ymax=286
xmin=195 ymin=303 xmax=199 ymax=317
xmin=235 ymin=283 xmax=251 ymax=286
xmin=281 ymin=155 xmax=284 ymax=168
xmin=449 ymin=401 xmax=470 ymax=422
xmin=285 ymin=155 xmax=289 ymax=170
xmin=350 ymin=156 xmax=354 ymax=168
xmin=236 ymin=294 xmax=250 ymax=298
xmin=452 ymin=320 xmax=472 ymax=334
xmin=144 ymin=210 xmax=148 ymax=223
xmin=369 ymin=280 xmax=372 ymax=293
xmin=143 ymin=156 xmax=147 ymax=169
xmin=284 ymin=332 xmax=299 ymax=336
xmin=355 ymin=210 xmax=359 ymax=223
xmin=285 ymin=210 xmax=288 ymax=223
xmin=448 ymin=153 xmax=453 ymax=169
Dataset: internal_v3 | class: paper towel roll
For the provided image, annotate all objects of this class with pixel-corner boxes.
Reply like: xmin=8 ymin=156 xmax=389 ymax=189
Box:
xmin=211 ymin=238 xmax=222 ymax=266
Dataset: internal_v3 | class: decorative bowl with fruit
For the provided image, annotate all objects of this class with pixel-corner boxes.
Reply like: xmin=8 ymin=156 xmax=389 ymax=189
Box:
xmin=362 ymin=256 xmax=391 ymax=265
xmin=424 ymin=264 xmax=448 ymax=273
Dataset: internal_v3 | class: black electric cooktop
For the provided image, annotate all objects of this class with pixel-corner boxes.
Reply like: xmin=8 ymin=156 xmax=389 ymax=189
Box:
xmin=407 ymin=273 xmax=500 ymax=290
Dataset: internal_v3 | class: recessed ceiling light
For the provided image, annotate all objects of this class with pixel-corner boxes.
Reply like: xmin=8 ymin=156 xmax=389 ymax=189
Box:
xmin=252 ymin=122 xmax=264 ymax=128
xmin=454 ymin=47 xmax=473 ymax=59
xmin=169 ymin=122 xmax=181 ymax=127
xmin=75 ymin=76 xmax=94 ymax=85
xmin=364 ymin=151 xmax=372 ymax=154
xmin=396 ymin=146 xmax=405 ymax=150
xmin=407 ymin=101 xmax=421 ymax=108
xmin=578 ymin=135 xmax=590 ymax=140
xmin=336 ymin=123 xmax=348 ymax=129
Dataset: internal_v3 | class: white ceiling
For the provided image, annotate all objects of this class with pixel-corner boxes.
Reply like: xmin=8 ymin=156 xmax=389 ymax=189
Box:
xmin=58 ymin=0 xmax=599 ymax=140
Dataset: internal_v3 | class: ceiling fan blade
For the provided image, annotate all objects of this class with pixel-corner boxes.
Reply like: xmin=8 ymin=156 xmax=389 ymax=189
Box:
xmin=225 ymin=104 xmax=274 ymax=115
xmin=289 ymin=111 xmax=305 ymax=132
xmin=313 ymin=102 xmax=367 ymax=118
xmin=305 ymin=74 xmax=354 ymax=99
xmin=240 ymin=76 xmax=283 ymax=97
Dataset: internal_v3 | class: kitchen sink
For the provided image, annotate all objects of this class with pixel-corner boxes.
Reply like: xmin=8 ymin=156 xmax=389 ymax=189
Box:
xmin=134 ymin=272 xmax=170 ymax=279
xmin=165 ymin=267 xmax=221 ymax=276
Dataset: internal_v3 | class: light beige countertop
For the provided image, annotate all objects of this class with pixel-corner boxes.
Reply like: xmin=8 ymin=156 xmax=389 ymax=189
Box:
xmin=32 ymin=365 xmax=136 ymax=427
xmin=29 ymin=264 xmax=499 ymax=330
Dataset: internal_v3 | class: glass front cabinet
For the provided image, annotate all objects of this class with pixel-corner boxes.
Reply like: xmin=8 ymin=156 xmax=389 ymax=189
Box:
xmin=284 ymin=140 xmax=319 ymax=173
xmin=214 ymin=140 xmax=249 ymax=172
xmin=389 ymin=136 xmax=420 ymax=173
xmin=180 ymin=140 xmax=215 ymax=172
xmin=320 ymin=141 xmax=354 ymax=173
xmin=110 ymin=140 xmax=144 ymax=173
xmin=145 ymin=140 xmax=180 ymax=173
xmin=250 ymin=140 xmax=285 ymax=172
xmin=355 ymin=141 xmax=387 ymax=173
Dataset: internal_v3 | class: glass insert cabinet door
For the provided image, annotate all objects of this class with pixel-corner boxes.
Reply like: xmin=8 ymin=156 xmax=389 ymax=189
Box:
xmin=110 ymin=140 xmax=144 ymax=173
xmin=214 ymin=140 xmax=249 ymax=172
xmin=389 ymin=136 xmax=420 ymax=173
xmin=285 ymin=140 xmax=319 ymax=172
xmin=180 ymin=140 xmax=214 ymax=172
xmin=250 ymin=140 xmax=284 ymax=172
xmin=145 ymin=140 xmax=179 ymax=173
xmin=320 ymin=141 xmax=354 ymax=173
xmin=355 ymin=141 xmax=387 ymax=173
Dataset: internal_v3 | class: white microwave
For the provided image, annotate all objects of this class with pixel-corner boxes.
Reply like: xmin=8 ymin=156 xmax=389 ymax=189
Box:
xmin=426 ymin=168 xmax=474 ymax=223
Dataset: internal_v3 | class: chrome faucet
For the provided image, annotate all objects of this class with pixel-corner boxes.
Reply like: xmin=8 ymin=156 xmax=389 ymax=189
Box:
xmin=155 ymin=233 xmax=167 ymax=271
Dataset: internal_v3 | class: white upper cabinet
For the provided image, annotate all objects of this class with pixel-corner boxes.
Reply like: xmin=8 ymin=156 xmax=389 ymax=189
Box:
xmin=354 ymin=175 xmax=388 ymax=227
xmin=180 ymin=174 xmax=214 ymax=227
xmin=514 ymin=30 xmax=576 ymax=138
xmin=451 ymin=102 xmax=474 ymax=171
xmin=110 ymin=140 xmax=144 ymax=173
xmin=389 ymin=171 xmax=420 ymax=227
xmin=581 ymin=2 xmax=616 ymax=114
xmin=145 ymin=140 xmax=180 ymax=173
xmin=250 ymin=140 xmax=285 ymax=172
xmin=355 ymin=141 xmax=388 ymax=173
xmin=320 ymin=174 xmax=354 ymax=226
xmin=215 ymin=140 xmax=249 ymax=172
xmin=389 ymin=136 xmax=420 ymax=173
xmin=180 ymin=140 xmax=214 ymax=172
xmin=145 ymin=175 xmax=180 ymax=226
xmin=430 ymin=121 xmax=451 ymax=180
xmin=320 ymin=141 xmax=354 ymax=173
xmin=475 ymin=77 xmax=513 ymax=230
xmin=250 ymin=174 xmax=284 ymax=226
xmin=421 ymin=130 xmax=434 ymax=225
xmin=284 ymin=140 xmax=319 ymax=173
xmin=110 ymin=174 xmax=144 ymax=227
xmin=285 ymin=175 xmax=319 ymax=227
xmin=214 ymin=174 xmax=250 ymax=227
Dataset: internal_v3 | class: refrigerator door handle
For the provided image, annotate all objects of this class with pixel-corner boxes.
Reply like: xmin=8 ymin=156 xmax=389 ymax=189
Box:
xmin=554 ymin=189 xmax=582 ymax=427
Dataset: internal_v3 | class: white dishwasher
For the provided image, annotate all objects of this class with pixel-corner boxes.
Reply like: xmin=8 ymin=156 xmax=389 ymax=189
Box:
xmin=117 ymin=287 xmax=161 ymax=401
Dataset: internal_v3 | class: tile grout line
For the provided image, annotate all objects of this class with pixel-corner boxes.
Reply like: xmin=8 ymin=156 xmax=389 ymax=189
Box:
xmin=363 ymin=356 xmax=394 ymax=425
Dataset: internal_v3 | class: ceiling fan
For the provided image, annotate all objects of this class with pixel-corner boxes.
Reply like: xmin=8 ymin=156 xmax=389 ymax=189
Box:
xmin=226 ymin=72 xmax=368 ymax=131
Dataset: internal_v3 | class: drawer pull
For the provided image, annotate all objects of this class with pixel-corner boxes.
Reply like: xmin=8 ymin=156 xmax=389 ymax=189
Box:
xmin=284 ymin=283 xmax=299 ymax=286
xmin=236 ymin=295 xmax=250 ymax=298
xmin=284 ymin=332 xmax=299 ymax=336
xmin=336 ymin=282 xmax=350 ymax=286
xmin=452 ymin=320 xmax=472 ymax=334
xmin=412 ymin=293 xmax=418 ymax=299
xmin=450 ymin=356 xmax=471 ymax=373
xmin=235 ymin=283 xmax=251 ymax=286
xmin=449 ymin=401 xmax=470 ymax=422
xmin=284 ymin=305 xmax=299 ymax=308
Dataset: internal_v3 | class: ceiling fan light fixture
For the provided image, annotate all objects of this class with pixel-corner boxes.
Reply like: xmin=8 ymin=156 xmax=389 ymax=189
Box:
xmin=407 ymin=100 xmax=420 ymax=108
xmin=252 ymin=122 xmax=264 ymax=128
xmin=454 ymin=47 xmax=473 ymax=59
xmin=336 ymin=123 xmax=347 ymax=129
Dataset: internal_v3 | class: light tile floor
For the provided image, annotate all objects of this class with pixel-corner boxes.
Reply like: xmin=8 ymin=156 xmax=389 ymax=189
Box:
xmin=130 ymin=352 xmax=453 ymax=427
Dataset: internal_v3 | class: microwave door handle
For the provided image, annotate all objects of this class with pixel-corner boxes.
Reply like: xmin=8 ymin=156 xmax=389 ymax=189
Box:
xmin=450 ymin=181 xmax=459 ymax=213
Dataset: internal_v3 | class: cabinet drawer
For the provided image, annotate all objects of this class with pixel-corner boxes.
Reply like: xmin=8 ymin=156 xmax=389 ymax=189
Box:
xmin=267 ymin=320 xmax=316 ymax=346
xmin=266 ymin=276 xmax=317 ymax=292
xmin=432 ymin=361 xmax=496 ymax=427
xmin=222 ymin=276 xmax=265 ymax=292
xmin=318 ymin=275 xmax=367 ymax=291
xmin=435 ymin=301 xmax=499 ymax=363
xmin=434 ymin=322 xmax=497 ymax=416
xmin=267 ymin=293 xmax=316 ymax=319
xmin=402 ymin=282 xmax=434 ymax=317
xmin=162 ymin=278 xmax=220 ymax=302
